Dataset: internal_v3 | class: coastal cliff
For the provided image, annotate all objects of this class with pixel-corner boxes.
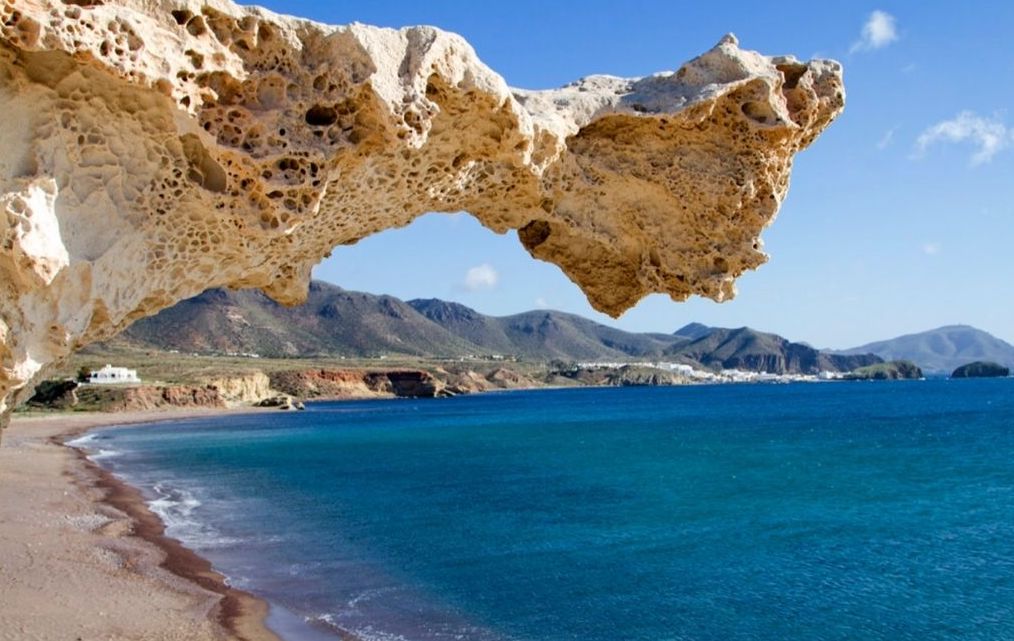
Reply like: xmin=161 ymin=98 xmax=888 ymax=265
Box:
xmin=64 ymin=384 xmax=227 ymax=411
xmin=846 ymin=361 xmax=923 ymax=381
xmin=27 ymin=369 xmax=277 ymax=411
xmin=267 ymin=367 xmax=537 ymax=400
xmin=268 ymin=368 xmax=449 ymax=400
xmin=196 ymin=371 xmax=273 ymax=403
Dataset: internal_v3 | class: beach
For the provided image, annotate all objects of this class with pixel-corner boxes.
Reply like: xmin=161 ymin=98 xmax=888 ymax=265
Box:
xmin=5 ymin=382 xmax=1014 ymax=641
xmin=0 ymin=410 xmax=279 ymax=641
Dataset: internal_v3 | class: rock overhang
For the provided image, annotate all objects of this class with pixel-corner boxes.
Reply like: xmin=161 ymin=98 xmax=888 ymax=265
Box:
xmin=0 ymin=0 xmax=844 ymax=424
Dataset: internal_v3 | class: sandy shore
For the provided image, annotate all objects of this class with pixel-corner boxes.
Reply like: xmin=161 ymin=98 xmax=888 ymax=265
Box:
xmin=0 ymin=409 xmax=281 ymax=641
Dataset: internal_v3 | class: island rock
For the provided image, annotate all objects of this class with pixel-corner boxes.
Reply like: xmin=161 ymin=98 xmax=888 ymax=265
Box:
xmin=951 ymin=361 xmax=1010 ymax=379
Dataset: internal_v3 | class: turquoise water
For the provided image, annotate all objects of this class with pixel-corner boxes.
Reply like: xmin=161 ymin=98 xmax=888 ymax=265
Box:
xmin=81 ymin=380 xmax=1014 ymax=641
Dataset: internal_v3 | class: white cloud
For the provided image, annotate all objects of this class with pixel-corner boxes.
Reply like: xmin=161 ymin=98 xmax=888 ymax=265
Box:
xmin=463 ymin=263 xmax=498 ymax=291
xmin=534 ymin=297 xmax=549 ymax=308
xmin=876 ymin=127 xmax=897 ymax=150
xmin=913 ymin=111 xmax=1011 ymax=165
xmin=922 ymin=242 xmax=941 ymax=255
xmin=850 ymin=10 xmax=899 ymax=53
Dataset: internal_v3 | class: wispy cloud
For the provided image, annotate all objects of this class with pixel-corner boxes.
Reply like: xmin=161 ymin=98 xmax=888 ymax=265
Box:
xmin=922 ymin=242 xmax=941 ymax=256
xmin=463 ymin=263 xmax=498 ymax=291
xmin=913 ymin=111 xmax=1011 ymax=165
xmin=876 ymin=127 xmax=897 ymax=150
xmin=534 ymin=297 xmax=549 ymax=308
xmin=850 ymin=10 xmax=899 ymax=53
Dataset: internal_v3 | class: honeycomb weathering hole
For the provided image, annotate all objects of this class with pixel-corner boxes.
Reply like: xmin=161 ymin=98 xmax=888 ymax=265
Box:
xmin=305 ymin=105 xmax=338 ymax=127
xmin=180 ymin=134 xmax=228 ymax=193
xmin=519 ymin=220 xmax=552 ymax=250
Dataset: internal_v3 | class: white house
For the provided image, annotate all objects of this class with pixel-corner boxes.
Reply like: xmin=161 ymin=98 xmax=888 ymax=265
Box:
xmin=88 ymin=364 xmax=141 ymax=384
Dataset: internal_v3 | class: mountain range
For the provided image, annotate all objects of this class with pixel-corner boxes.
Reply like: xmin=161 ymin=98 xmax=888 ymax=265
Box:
xmin=109 ymin=281 xmax=1013 ymax=376
xmin=668 ymin=326 xmax=879 ymax=375
xmin=836 ymin=325 xmax=1014 ymax=374
xmin=108 ymin=281 xmax=876 ymax=374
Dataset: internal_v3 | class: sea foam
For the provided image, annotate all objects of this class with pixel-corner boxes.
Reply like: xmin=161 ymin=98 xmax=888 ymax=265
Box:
xmin=67 ymin=432 xmax=122 ymax=461
xmin=147 ymin=483 xmax=241 ymax=550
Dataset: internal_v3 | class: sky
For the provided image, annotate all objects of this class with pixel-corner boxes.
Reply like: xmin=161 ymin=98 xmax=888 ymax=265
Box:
xmin=255 ymin=1 xmax=1014 ymax=348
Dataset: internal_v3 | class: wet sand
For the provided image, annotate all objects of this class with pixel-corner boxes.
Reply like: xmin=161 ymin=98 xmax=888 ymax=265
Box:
xmin=0 ymin=409 xmax=280 ymax=641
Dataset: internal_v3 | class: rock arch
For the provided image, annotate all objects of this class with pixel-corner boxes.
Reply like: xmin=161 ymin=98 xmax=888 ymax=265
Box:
xmin=0 ymin=0 xmax=844 ymax=424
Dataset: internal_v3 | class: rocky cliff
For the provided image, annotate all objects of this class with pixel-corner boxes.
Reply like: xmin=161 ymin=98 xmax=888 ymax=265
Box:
xmin=268 ymin=369 xmax=385 ymax=400
xmin=0 ymin=0 xmax=844 ymax=425
xmin=268 ymin=368 xmax=450 ymax=399
xmin=266 ymin=367 xmax=535 ymax=400
xmin=846 ymin=361 xmax=923 ymax=381
xmin=196 ymin=370 xmax=273 ymax=403
xmin=558 ymin=365 xmax=692 ymax=388
xmin=30 ymin=383 xmax=228 ymax=412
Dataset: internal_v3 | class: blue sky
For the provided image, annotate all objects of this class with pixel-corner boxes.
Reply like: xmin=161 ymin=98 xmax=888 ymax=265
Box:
xmin=257 ymin=1 xmax=1014 ymax=348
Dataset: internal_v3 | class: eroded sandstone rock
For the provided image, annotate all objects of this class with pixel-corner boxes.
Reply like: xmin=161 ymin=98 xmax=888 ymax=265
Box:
xmin=0 ymin=0 xmax=844 ymax=424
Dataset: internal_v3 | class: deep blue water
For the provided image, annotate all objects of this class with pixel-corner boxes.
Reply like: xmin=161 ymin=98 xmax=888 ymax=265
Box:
xmin=78 ymin=380 xmax=1014 ymax=641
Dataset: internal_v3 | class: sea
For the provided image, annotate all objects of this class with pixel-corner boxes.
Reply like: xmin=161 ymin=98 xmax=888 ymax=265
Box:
xmin=72 ymin=379 xmax=1014 ymax=641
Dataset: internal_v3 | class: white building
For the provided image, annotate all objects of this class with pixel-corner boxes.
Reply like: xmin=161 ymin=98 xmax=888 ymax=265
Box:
xmin=88 ymin=364 xmax=140 ymax=384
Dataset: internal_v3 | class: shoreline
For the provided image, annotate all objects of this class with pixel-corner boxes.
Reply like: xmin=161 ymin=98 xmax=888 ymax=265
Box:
xmin=1 ymin=408 xmax=282 ymax=641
